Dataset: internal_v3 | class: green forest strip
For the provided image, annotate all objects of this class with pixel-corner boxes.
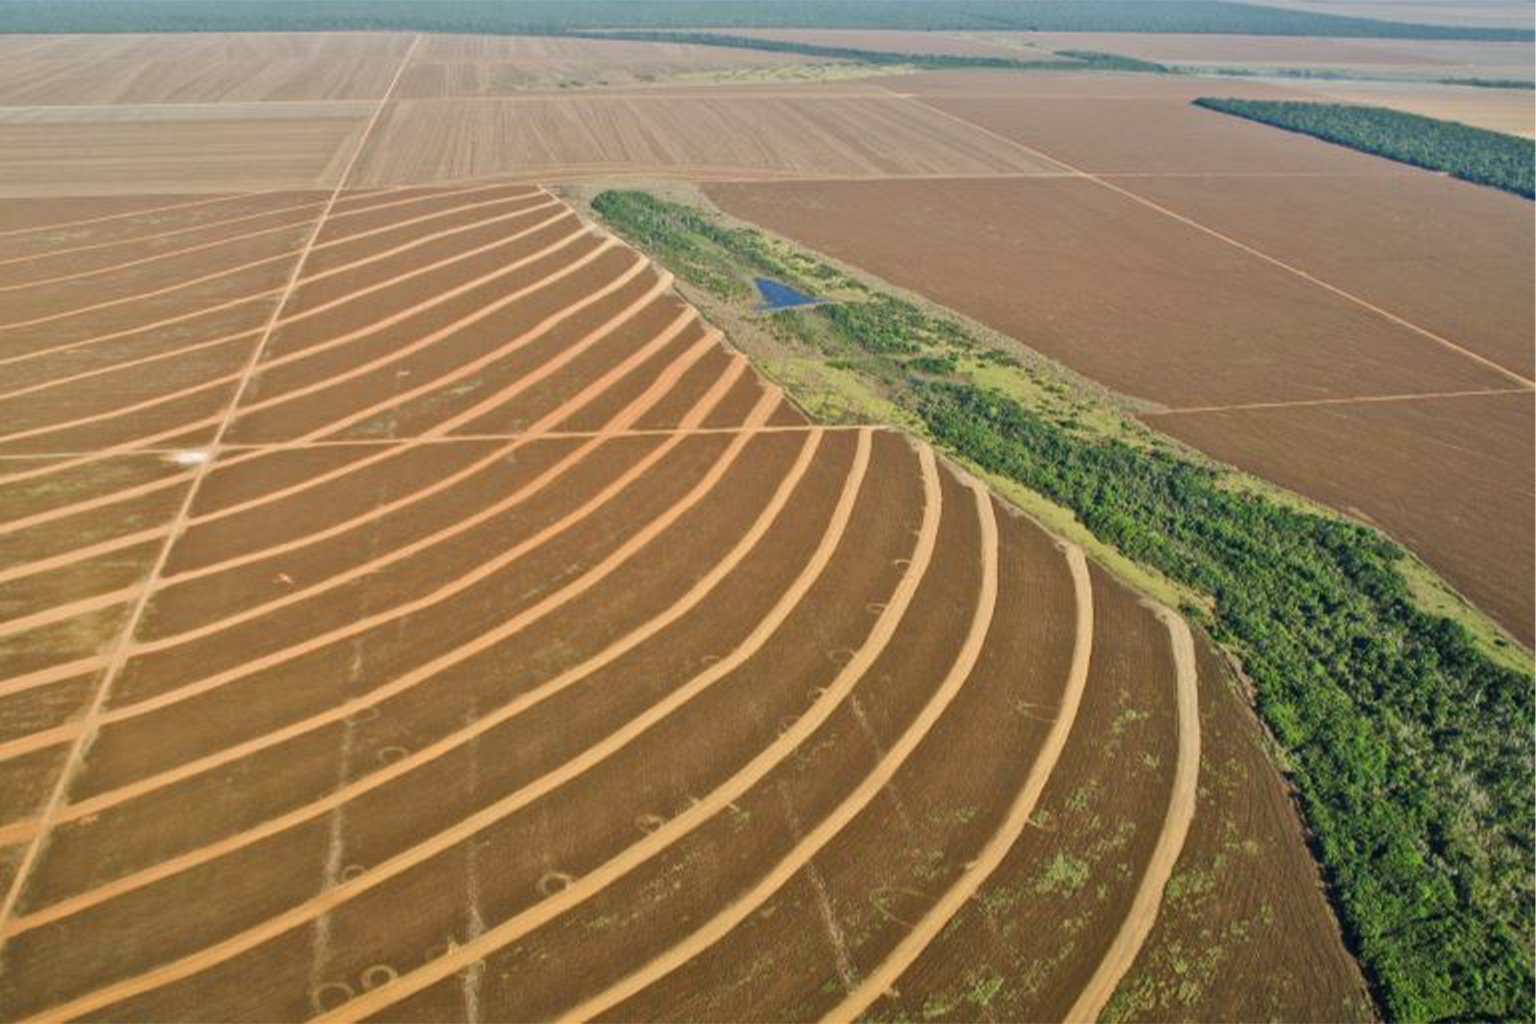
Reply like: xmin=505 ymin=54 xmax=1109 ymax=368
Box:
xmin=1440 ymin=77 xmax=1536 ymax=90
xmin=0 ymin=0 xmax=1528 ymax=40
xmin=1195 ymin=97 xmax=1536 ymax=197
xmin=589 ymin=189 xmax=1534 ymax=1024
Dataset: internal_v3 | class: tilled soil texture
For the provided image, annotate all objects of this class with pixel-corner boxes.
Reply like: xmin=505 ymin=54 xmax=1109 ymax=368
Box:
xmin=0 ymin=32 xmax=413 ymax=107
xmin=399 ymin=34 xmax=848 ymax=97
xmin=0 ymin=183 xmax=1364 ymax=1023
xmin=706 ymin=147 xmax=1534 ymax=644
xmin=0 ymin=103 xmax=376 ymax=197
xmin=347 ymin=93 xmax=1059 ymax=186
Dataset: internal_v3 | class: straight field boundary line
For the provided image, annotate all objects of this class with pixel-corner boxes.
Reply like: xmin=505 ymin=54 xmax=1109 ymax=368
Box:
xmin=375 ymin=167 xmax=1424 ymax=194
xmin=1152 ymin=386 xmax=1535 ymax=417
xmin=873 ymin=83 xmax=1536 ymax=391
xmin=0 ymin=32 xmax=424 ymax=941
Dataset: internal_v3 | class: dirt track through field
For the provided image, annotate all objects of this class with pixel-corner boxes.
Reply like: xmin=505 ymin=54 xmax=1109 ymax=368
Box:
xmin=0 ymin=30 xmax=427 ymax=936
xmin=2 ymin=170 xmax=1220 ymax=1019
xmin=1064 ymin=606 xmax=1199 ymax=1023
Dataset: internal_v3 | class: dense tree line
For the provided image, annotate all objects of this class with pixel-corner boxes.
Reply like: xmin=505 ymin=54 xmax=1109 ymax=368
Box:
xmin=1439 ymin=77 xmax=1536 ymax=90
xmin=0 ymin=0 xmax=1528 ymax=40
xmin=1196 ymin=97 xmax=1536 ymax=197
xmin=592 ymin=188 xmax=1535 ymax=1024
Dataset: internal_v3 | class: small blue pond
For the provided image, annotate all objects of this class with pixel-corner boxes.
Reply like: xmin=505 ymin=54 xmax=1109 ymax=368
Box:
xmin=754 ymin=276 xmax=821 ymax=312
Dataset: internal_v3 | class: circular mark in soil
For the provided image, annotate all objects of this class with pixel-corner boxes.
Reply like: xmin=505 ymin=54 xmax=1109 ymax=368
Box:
xmin=340 ymin=864 xmax=367 ymax=882
xmin=635 ymin=813 xmax=666 ymax=835
xmin=827 ymin=647 xmax=854 ymax=666
xmin=311 ymin=982 xmax=354 ymax=1013
xmin=865 ymin=602 xmax=886 ymax=615
xmin=361 ymin=965 xmax=398 ymax=991
xmin=537 ymin=871 xmax=575 ymax=897
xmin=377 ymin=745 xmax=407 ymax=765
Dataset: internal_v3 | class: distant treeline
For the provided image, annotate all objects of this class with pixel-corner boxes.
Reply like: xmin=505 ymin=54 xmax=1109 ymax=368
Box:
xmin=1440 ymin=77 xmax=1536 ymax=89
xmin=589 ymin=31 xmax=1172 ymax=73
xmin=591 ymin=187 xmax=1534 ymax=1024
xmin=0 ymin=0 xmax=1529 ymax=40
xmin=1196 ymin=97 xmax=1536 ymax=197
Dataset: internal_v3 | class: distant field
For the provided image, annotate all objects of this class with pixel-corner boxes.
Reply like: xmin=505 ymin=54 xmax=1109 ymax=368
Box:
xmin=1003 ymin=30 xmax=1535 ymax=75
xmin=349 ymin=93 xmax=1058 ymax=184
xmin=0 ymin=103 xmax=370 ymax=195
xmin=705 ymin=103 xmax=1536 ymax=641
xmin=1268 ymin=0 xmax=1535 ymax=29
xmin=400 ymin=33 xmax=836 ymax=95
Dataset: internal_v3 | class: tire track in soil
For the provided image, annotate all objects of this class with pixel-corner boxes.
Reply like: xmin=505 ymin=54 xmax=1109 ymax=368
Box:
xmin=0 ymin=339 xmax=736 ymax=832
xmin=557 ymin=461 xmax=999 ymax=1024
xmin=0 ymin=221 xmax=600 ymax=456
xmin=3 ymin=425 xmax=847 ymax=950
xmin=0 ymin=320 xmax=720 ymax=711
xmin=0 ymin=192 xmax=556 ymax=402
xmin=1063 ymin=606 xmax=1199 ymax=1024
xmin=0 ymin=29 xmax=426 ymax=949
xmin=303 ymin=440 xmax=941 ymax=1024
xmin=822 ymin=541 xmax=1095 ymax=1024
xmin=12 ymin=388 xmax=784 ymax=1022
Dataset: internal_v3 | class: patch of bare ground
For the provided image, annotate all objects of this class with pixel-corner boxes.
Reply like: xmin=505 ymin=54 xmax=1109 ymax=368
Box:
xmin=400 ymin=34 xmax=837 ymax=97
xmin=0 ymin=106 xmax=371 ymax=196
xmin=347 ymin=94 xmax=1057 ymax=186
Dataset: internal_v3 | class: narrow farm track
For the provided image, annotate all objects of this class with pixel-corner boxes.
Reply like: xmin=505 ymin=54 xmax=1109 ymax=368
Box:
xmin=0 ymin=184 xmax=1206 ymax=1022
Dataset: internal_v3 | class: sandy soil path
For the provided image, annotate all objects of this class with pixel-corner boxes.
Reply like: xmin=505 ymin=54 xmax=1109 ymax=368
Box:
xmin=1063 ymin=606 xmax=1200 ymax=1023
xmin=557 ymin=466 xmax=999 ymax=1023
xmin=821 ymin=540 xmax=1095 ymax=1023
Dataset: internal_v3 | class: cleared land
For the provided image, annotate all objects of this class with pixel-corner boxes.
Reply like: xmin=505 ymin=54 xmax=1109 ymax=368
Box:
xmin=1006 ymin=31 xmax=1536 ymax=76
xmin=0 ymin=32 xmax=411 ymax=107
xmin=0 ymin=182 xmax=1258 ymax=1021
xmin=400 ymin=33 xmax=837 ymax=96
xmin=0 ymin=104 xmax=371 ymax=195
xmin=1282 ymin=78 xmax=1535 ymax=136
xmin=707 ymin=73 xmax=1535 ymax=643
xmin=348 ymin=93 xmax=1058 ymax=185
xmin=1266 ymin=0 xmax=1535 ymax=29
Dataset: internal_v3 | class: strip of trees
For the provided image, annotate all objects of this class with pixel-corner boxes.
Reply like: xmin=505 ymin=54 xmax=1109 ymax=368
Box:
xmin=1196 ymin=97 xmax=1535 ymax=197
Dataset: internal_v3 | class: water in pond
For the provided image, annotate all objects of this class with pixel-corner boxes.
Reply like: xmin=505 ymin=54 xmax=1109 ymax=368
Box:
xmin=753 ymin=276 xmax=820 ymax=312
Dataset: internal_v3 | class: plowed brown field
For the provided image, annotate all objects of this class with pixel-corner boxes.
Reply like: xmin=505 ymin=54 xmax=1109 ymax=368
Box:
xmin=0 ymin=178 xmax=1306 ymax=1021
xmin=348 ymin=94 xmax=1058 ymax=185
xmin=706 ymin=82 xmax=1536 ymax=642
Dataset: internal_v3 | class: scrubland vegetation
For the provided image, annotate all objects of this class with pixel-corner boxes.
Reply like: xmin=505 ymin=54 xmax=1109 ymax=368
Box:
xmin=0 ymin=0 xmax=1529 ymax=40
xmin=592 ymin=188 xmax=1535 ymax=1024
xmin=1196 ymin=97 xmax=1536 ymax=196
